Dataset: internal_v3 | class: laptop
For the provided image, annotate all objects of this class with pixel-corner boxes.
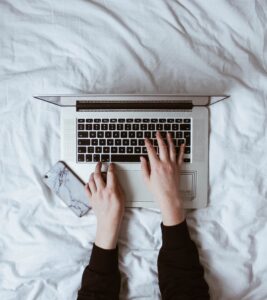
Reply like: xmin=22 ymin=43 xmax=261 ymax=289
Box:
xmin=34 ymin=94 xmax=229 ymax=209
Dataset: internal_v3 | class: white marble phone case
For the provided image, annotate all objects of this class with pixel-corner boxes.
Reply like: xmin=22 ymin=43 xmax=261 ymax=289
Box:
xmin=43 ymin=161 xmax=91 ymax=217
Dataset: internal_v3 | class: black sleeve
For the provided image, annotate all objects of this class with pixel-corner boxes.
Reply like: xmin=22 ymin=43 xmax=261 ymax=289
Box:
xmin=77 ymin=243 xmax=121 ymax=300
xmin=157 ymin=219 xmax=210 ymax=300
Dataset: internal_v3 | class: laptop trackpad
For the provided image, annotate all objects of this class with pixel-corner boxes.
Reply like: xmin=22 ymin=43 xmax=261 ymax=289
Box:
xmin=117 ymin=170 xmax=195 ymax=202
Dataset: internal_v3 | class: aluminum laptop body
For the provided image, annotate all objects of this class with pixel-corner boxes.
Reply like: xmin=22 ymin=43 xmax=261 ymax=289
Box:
xmin=34 ymin=94 xmax=229 ymax=209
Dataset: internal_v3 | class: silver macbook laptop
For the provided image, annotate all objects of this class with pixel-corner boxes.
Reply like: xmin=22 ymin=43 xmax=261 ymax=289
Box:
xmin=34 ymin=94 xmax=229 ymax=209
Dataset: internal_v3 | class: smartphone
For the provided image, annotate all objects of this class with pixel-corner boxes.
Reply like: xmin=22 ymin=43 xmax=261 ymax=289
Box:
xmin=43 ymin=161 xmax=91 ymax=217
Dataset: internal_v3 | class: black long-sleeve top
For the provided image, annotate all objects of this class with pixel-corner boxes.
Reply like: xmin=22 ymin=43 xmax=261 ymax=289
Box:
xmin=77 ymin=219 xmax=210 ymax=300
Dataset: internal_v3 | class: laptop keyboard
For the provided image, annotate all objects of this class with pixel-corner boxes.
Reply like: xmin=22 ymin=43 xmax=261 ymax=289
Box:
xmin=77 ymin=118 xmax=191 ymax=163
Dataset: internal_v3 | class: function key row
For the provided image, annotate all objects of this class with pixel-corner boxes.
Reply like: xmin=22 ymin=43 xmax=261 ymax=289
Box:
xmin=78 ymin=118 xmax=191 ymax=123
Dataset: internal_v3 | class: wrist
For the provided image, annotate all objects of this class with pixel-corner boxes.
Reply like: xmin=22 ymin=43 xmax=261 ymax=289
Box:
xmin=95 ymin=222 xmax=121 ymax=250
xmin=160 ymin=199 xmax=185 ymax=226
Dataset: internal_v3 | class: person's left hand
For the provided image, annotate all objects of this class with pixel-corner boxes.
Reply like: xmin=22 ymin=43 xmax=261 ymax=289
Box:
xmin=85 ymin=162 xmax=125 ymax=249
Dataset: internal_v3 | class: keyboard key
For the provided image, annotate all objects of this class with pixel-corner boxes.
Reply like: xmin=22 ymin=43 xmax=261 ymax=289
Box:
xmin=78 ymin=124 xmax=84 ymax=130
xmin=78 ymin=131 xmax=88 ymax=138
xmin=93 ymin=124 xmax=100 ymax=130
xmin=90 ymin=132 xmax=96 ymax=138
xmin=126 ymin=119 xmax=133 ymax=122
xmin=159 ymin=119 xmax=166 ymax=123
xmin=137 ymin=132 xmax=143 ymax=138
xmin=102 ymin=119 xmax=109 ymax=123
xmin=78 ymin=139 xmax=90 ymax=146
xmin=164 ymin=124 xmax=171 ymax=130
xmin=101 ymin=124 xmax=108 ymax=130
xmin=78 ymin=147 xmax=86 ymax=153
xmin=176 ymin=132 xmax=182 ymax=138
xmin=127 ymin=147 xmax=133 ymax=153
xmin=86 ymin=119 xmax=93 ymax=123
xmin=161 ymin=132 xmax=167 ymax=138
xmin=88 ymin=147 xmax=94 ymax=153
xmin=143 ymin=119 xmax=149 ymax=123
xmin=92 ymin=139 xmax=98 ymax=145
xmin=135 ymin=147 xmax=141 ymax=153
xmin=180 ymin=124 xmax=191 ymax=130
xmin=86 ymin=154 xmax=92 ymax=162
xmin=152 ymin=132 xmax=156 ymax=138
xmin=113 ymin=131 xmax=119 ymax=138
xmin=86 ymin=124 xmax=92 ymax=130
xmin=178 ymin=139 xmax=185 ymax=145
xmin=111 ymin=147 xmax=117 ymax=153
xmin=184 ymin=132 xmax=190 ymax=138
xmin=78 ymin=154 xmax=85 ymax=161
xmin=109 ymin=124 xmax=116 ymax=130
xmin=78 ymin=119 xmax=85 ymax=123
xmin=95 ymin=147 xmax=102 ymax=153
xmin=123 ymin=140 xmax=129 ymax=146
xmin=185 ymin=147 xmax=191 ymax=154
xmin=115 ymin=139 xmax=121 ymax=146
xmin=167 ymin=119 xmax=174 ymax=123
xmin=148 ymin=124 xmax=155 ymax=130
xmin=94 ymin=119 xmax=101 ymax=123
xmin=107 ymin=139 xmax=114 ymax=146
xmin=142 ymin=147 xmax=148 ymax=153
xmin=111 ymin=155 xmax=143 ymax=162
xmin=134 ymin=119 xmax=141 ymax=122
xmin=172 ymin=124 xmax=179 ymax=130
xmin=185 ymin=137 xmax=190 ymax=146
xmin=133 ymin=124 xmax=139 ymax=130
xmin=110 ymin=119 xmax=117 ymax=123
xmin=97 ymin=132 xmax=104 ymax=138
xmin=119 ymin=147 xmax=125 ymax=153
xmin=93 ymin=154 xmax=100 ymax=162
xmin=100 ymin=139 xmax=106 ymax=145
xmin=117 ymin=124 xmax=123 ymax=130
xmin=131 ymin=139 xmax=137 ymax=146
xmin=151 ymin=119 xmax=158 ymax=123
xmin=129 ymin=132 xmax=135 ymax=138
xmin=105 ymin=132 xmax=112 ymax=138
xmin=184 ymin=158 xmax=191 ymax=163
xmin=141 ymin=124 xmax=147 ymax=130
xmin=121 ymin=132 xmax=127 ymax=138
xmin=101 ymin=154 xmax=110 ymax=162
xmin=125 ymin=124 xmax=131 ymax=130
xmin=118 ymin=118 xmax=125 ymax=123
xmin=175 ymin=119 xmax=182 ymax=123
xmin=103 ymin=147 xmax=110 ymax=153
xmin=139 ymin=139 xmax=145 ymax=146
xmin=184 ymin=119 xmax=191 ymax=123
xmin=144 ymin=132 xmax=151 ymax=138
xmin=156 ymin=124 xmax=163 ymax=130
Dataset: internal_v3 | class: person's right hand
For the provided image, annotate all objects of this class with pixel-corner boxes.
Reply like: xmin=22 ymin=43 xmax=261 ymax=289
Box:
xmin=140 ymin=131 xmax=186 ymax=226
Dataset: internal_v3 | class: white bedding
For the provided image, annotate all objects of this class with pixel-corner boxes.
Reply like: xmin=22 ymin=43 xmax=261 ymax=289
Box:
xmin=1 ymin=0 xmax=267 ymax=299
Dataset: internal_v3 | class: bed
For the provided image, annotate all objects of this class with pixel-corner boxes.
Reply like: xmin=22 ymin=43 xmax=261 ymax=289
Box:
xmin=1 ymin=0 xmax=267 ymax=299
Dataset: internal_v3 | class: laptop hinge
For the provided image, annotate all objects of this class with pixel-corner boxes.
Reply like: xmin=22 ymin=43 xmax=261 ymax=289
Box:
xmin=76 ymin=100 xmax=193 ymax=111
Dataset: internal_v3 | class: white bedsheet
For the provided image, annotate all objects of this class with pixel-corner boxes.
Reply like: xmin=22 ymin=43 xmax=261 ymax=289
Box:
xmin=1 ymin=0 xmax=267 ymax=299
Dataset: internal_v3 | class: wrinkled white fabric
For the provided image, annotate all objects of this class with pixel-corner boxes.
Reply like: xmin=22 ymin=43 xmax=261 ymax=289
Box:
xmin=0 ymin=0 xmax=267 ymax=299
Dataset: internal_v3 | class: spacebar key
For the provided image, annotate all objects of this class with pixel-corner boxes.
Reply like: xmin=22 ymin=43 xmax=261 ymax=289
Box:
xmin=111 ymin=155 xmax=141 ymax=162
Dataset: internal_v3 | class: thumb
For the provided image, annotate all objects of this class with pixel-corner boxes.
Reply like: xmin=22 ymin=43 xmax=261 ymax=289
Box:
xmin=140 ymin=156 xmax=150 ymax=184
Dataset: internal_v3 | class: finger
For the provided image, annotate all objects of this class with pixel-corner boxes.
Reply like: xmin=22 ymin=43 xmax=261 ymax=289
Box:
xmin=167 ymin=132 xmax=176 ymax=162
xmin=93 ymin=162 xmax=105 ymax=189
xmin=107 ymin=163 xmax=117 ymax=187
xmin=156 ymin=131 xmax=169 ymax=161
xmin=88 ymin=173 xmax=97 ymax=193
xmin=140 ymin=156 xmax=150 ymax=184
xmin=84 ymin=183 xmax=92 ymax=198
xmin=177 ymin=143 xmax=185 ymax=166
xmin=145 ymin=138 xmax=158 ymax=165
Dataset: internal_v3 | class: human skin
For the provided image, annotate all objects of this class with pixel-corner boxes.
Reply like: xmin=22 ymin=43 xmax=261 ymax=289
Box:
xmin=85 ymin=131 xmax=185 ymax=249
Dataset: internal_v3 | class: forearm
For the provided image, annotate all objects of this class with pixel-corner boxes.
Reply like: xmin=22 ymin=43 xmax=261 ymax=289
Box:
xmin=157 ymin=219 xmax=210 ymax=300
xmin=77 ymin=243 xmax=121 ymax=300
